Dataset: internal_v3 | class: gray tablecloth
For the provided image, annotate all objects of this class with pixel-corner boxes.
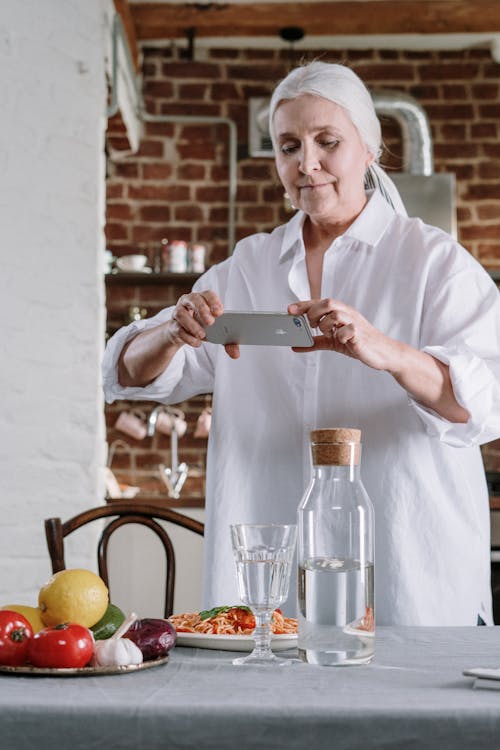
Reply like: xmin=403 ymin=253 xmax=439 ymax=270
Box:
xmin=2 ymin=627 xmax=500 ymax=750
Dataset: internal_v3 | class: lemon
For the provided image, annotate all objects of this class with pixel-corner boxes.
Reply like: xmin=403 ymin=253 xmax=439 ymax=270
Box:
xmin=90 ymin=602 xmax=126 ymax=640
xmin=1 ymin=604 xmax=45 ymax=633
xmin=38 ymin=568 xmax=109 ymax=628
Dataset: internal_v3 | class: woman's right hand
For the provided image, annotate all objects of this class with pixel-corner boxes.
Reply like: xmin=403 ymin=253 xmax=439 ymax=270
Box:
xmin=170 ymin=291 xmax=240 ymax=359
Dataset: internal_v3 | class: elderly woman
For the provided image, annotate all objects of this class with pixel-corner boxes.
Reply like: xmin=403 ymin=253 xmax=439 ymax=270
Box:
xmin=103 ymin=62 xmax=500 ymax=625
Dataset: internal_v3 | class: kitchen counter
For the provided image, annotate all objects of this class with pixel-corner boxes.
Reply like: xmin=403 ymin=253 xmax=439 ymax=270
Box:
xmin=2 ymin=627 xmax=500 ymax=750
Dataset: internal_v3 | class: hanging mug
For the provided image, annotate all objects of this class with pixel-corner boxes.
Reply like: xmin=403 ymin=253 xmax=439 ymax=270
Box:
xmin=156 ymin=407 xmax=187 ymax=438
xmin=114 ymin=409 xmax=147 ymax=440
xmin=194 ymin=407 xmax=212 ymax=438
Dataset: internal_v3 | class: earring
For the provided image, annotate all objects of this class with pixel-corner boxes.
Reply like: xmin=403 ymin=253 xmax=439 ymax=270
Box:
xmin=283 ymin=192 xmax=296 ymax=212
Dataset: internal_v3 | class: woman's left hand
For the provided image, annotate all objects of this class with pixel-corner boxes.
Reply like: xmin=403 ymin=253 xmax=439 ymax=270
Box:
xmin=288 ymin=299 xmax=397 ymax=372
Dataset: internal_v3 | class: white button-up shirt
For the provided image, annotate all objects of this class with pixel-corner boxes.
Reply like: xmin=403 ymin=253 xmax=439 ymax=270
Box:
xmin=103 ymin=190 xmax=500 ymax=625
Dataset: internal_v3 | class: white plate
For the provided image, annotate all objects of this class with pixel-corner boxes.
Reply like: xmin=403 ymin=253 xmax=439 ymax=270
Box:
xmin=176 ymin=632 xmax=297 ymax=652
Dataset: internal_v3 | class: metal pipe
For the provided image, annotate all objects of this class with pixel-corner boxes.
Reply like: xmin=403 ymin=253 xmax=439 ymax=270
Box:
xmin=372 ymin=90 xmax=434 ymax=176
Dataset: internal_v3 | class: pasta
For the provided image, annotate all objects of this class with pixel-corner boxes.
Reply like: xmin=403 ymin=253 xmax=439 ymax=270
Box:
xmin=168 ymin=606 xmax=297 ymax=635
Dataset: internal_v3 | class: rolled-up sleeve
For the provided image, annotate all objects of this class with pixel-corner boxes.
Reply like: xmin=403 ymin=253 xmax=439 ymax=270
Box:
xmin=102 ymin=308 xmax=187 ymax=404
xmin=102 ymin=260 xmax=230 ymax=404
xmin=409 ymin=262 xmax=500 ymax=447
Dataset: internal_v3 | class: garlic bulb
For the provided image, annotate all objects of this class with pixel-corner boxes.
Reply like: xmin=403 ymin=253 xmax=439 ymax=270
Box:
xmin=93 ymin=611 xmax=143 ymax=667
xmin=94 ymin=637 xmax=143 ymax=667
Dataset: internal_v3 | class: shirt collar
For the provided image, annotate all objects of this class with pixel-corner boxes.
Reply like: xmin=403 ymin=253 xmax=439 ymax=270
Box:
xmin=278 ymin=188 xmax=395 ymax=261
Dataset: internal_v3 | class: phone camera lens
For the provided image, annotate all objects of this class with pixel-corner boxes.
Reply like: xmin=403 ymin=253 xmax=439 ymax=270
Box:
xmin=293 ymin=317 xmax=302 ymax=328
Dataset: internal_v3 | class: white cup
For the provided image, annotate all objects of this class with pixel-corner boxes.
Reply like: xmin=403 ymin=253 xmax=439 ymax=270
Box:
xmin=156 ymin=408 xmax=187 ymax=437
xmin=116 ymin=254 xmax=148 ymax=272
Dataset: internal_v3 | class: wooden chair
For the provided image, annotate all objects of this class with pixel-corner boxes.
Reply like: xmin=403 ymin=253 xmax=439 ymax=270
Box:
xmin=44 ymin=501 xmax=204 ymax=618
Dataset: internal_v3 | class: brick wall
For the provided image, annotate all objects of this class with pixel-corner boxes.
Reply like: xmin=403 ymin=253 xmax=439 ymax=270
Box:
xmin=105 ymin=44 xmax=500 ymax=492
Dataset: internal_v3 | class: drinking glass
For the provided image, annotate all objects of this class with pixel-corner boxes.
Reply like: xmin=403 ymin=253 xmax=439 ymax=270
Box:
xmin=230 ymin=523 xmax=297 ymax=666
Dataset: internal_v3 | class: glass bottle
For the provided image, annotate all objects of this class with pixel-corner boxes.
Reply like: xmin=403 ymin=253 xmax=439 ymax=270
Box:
xmin=297 ymin=428 xmax=375 ymax=665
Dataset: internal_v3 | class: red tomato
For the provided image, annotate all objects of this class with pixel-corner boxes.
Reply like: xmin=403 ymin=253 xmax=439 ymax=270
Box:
xmin=29 ymin=623 xmax=94 ymax=669
xmin=230 ymin=607 xmax=256 ymax=631
xmin=0 ymin=610 xmax=33 ymax=666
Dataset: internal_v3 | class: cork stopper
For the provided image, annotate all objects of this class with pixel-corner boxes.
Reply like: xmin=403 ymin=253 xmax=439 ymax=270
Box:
xmin=310 ymin=428 xmax=361 ymax=466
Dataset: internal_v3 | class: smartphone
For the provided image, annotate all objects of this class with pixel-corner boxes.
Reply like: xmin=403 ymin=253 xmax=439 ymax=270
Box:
xmin=204 ymin=311 xmax=314 ymax=347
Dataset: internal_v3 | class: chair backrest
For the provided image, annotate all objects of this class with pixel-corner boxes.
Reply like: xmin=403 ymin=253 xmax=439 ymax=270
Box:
xmin=44 ymin=501 xmax=204 ymax=618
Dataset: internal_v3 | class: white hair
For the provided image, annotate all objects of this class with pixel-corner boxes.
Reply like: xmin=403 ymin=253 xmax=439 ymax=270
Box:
xmin=269 ymin=61 xmax=407 ymax=215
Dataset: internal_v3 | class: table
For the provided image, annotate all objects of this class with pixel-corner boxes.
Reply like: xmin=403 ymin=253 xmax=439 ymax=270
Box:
xmin=2 ymin=627 xmax=500 ymax=750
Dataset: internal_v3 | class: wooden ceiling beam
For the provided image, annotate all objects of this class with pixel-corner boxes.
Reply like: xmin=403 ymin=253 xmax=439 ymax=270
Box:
xmin=129 ymin=1 xmax=500 ymax=40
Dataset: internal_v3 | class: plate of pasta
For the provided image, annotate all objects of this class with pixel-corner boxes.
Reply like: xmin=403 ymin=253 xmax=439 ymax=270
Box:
xmin=168 ymin=606 xmax=298 ymax=652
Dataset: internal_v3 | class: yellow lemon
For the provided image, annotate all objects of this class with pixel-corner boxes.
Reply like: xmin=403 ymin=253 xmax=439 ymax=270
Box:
xmin=38 ymin=568 xmax=109 ymax=628
xmin=1 ymin=604 xmax=45 ymax=633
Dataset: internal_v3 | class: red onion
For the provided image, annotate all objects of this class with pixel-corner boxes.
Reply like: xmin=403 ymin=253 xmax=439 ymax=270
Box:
xmin=124 ymin=618 xmax=177 ymax=660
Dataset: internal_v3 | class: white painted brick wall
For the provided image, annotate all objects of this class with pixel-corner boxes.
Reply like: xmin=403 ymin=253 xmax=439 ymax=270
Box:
xmin=0 ymin=0 xmax=109 ymax=603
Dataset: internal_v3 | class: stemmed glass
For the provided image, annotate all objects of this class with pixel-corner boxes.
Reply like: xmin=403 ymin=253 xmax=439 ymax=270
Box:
xmin=230 ymin=523 xmax=297 ymax=666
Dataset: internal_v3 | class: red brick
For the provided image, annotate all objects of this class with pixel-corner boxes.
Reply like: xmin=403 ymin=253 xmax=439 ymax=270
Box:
xmin=132 ymin=225 xmax=176 ymax=243
xmin=107 ymin=183 xmax=124 ymax=199
xmin=107 ymin=136 xmax=131 ymax=152
xmin=227 ymin=64 xmax=285 ymax=81
xmin=408 ymin=85 xmax=439 ymax=100
xmin=477 ymin=205 xmax=500 ymax=220
xmin=111 ymin=162 xmax=140 ymax=179
xmin=464 ymin=184 xmax=500 ymax=200
xmin=209 ymin=206 xmax=228 ymax=222
xmin=106 ymin=222 xmax=129 ymax=241
xmin=144 ymin=121 xmax=175 ymax=138
xmin=176 ymin=142 xmax=217 ymax=160
xmin=139 ymin=205 xmax=171 ymax=222
xmin=442 ymin=85 xmax=467 ymax=100
xmin=209 ymin=82 xmax=240 ymax=102
xmin=243 ymin=205 xmax=275 ymax=222
xmin=478 ymin=162 xmax=500 ymax=179
xmin=236 ymin=184 xmax=259 ymax=202
xmin=211 ymin=165 xmax=229 ymax=181
xmin=174 ymin=205 xmax=204 ymax=222
xmin=425 ymin=104 xmax=474 ymax=119
xmin=456 ymin=206 xmax=472 ymax=222
xmin=143 ymin=80 xmax=175 ymax=98
xmin=240 ymin=164 xmax=274 ymax=180
xmin=354 ymin=64 xmax=416 ymax=82
xmin=178 ymin=163 xmax=206 ymax=180
xmin=434 ymin=143 xmax=478 ymax=160
xmin=471 ymin=123 xmax=498 ymax=139
xmin=195 ymin=186 xmax=228 ymax=202
xmin=440 ymin=124 xmax=467 ymax=140
xmin=107 ymin=203 xmax=133 ymax=221
xmin=142 ymin=61 xmax=158 ymax=78
xmin=419 ymin=63 xmax=479 ymax=80
xmin=483 ymin=144 xmax=500 ymax=158
xmin=178 ymin=83 xmax=208 ymax=99
xmin=479 ymin=104 xmax=500 ymax=118
xmin=179 ymin=125 xmax=217 ymax=142
xmin=136 ymin=139 xmax=164 ymax=158
xmin=472 ymin=83 xmax=499 ymax=99
xmin=209 ymin=48 xmax=240 ymax=60
xmin=141 ymin=163 xmax=173 ymax=180
xmin=461 ymin=225 xmax=500 ymax=240
xmin=128 ymin=184 xmax=191 ymax=201
xmin=162 ymin=62 xmax=221 ymax=79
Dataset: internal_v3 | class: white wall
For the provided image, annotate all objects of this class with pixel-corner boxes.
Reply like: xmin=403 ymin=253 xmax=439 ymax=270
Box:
xmin=0 ymin=0 xmax=108 ymax=603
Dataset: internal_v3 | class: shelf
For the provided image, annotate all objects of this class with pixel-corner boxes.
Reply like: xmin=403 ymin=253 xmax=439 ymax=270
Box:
xmin=106 ymin=271 xmax=202 ymax=286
